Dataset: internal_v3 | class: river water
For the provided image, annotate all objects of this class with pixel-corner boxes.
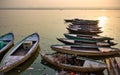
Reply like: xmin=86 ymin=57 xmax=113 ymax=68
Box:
xmin=0 ymin=9 xmax=120 ymax=75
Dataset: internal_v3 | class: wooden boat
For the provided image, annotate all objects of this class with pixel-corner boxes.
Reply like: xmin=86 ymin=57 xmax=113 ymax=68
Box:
xmin=64 ymin=18 xmax=99 ymax=25
xmin=68 ymin=26 xmax=100 ymax=31
xmin=41 ymin=53 xmax=107 ymax=72
xmin=64 ymin=33 xmax=113 ymax=42
xmin=110 ymin=57 xmax=120 ymax=75
xmin=72 ymin=19 xmax=99 ymax=25
xmin=114 ymin=57 xmax=120 ymax=70
xmin=51 ymin=45 xmax=120 ymax=56
xmin=67 ymin=27 xmax=102 ymax=35
xmin=0 ymin=33 xmax=14 ymax=60
xmin=68 ymin=24 xmax=102 ymax=30
xmin=0 ymin=33 xmax=39 ymax=72
xmin=71 ymin=20 xmax=98 ymax=25
xmin=64 ymin=19 xmax=73 ymax=22
xmin=64 ymin=18 xmax=82 ymax=23
xmin=57 ymin=38 xmax=117 ymax=47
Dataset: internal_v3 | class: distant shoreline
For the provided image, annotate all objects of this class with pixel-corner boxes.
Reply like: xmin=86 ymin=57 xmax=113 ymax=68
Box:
xmin=0 ymin=8 xmax=120 ymax=10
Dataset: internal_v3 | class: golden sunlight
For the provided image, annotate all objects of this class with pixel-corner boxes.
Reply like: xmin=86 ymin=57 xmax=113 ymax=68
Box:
xmin=98 ymin=16 xmax=108 ymax=27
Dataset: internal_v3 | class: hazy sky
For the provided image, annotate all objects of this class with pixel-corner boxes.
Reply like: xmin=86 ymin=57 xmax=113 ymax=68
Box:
xmin=0 ymin=0 xmax=120 ymax=8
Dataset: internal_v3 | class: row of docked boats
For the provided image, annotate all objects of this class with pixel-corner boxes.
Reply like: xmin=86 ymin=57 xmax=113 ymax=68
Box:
xmin=0 ymin=32 xmax=40 ymax=72
xmin=65 ymin=18 xmax=102 ymax=35
xmin=41 ymin=18 xmax=120 ymax=73
xmin=52 ymin=18 xmax=119 ymax=56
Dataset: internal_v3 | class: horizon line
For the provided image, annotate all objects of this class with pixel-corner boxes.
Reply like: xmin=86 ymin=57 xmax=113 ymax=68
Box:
xmin=0 ymin=7 xmax=120 ymax=10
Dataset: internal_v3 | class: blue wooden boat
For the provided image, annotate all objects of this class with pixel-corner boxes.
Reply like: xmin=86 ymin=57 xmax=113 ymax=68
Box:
xmin=0 ymin=33 xmax=14 ymax=61
xmin=0 ymin=33 xmax=39 ymax=72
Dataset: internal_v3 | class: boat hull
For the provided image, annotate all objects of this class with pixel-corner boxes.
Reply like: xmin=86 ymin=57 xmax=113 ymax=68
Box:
xmin=57 ymin=38 xmax=115 ymax=47
xmin=67 ymin=28 xmax=102 ymax=35
xmin=51 ymin=45 xmax=120 ymax=56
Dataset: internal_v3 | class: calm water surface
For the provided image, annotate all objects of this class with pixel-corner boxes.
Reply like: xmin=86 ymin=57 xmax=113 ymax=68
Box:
xmin=0 ymin=10 xmax=120 ymax=75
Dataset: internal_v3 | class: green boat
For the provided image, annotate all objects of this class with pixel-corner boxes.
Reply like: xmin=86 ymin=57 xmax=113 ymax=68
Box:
xmin=64 ymin=33 xmax=114 ymax=42
xmin=57 ymin=38 xmax=117 ymax=47
xmin=0 ymin=33 xmax=14 ymax=61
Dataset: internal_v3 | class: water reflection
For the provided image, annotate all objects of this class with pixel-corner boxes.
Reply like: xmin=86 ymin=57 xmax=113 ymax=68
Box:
xmin=3 ymin=46 xmax=40 ymax=75
xmin=98 ymin=16 xmax=108 ymax=31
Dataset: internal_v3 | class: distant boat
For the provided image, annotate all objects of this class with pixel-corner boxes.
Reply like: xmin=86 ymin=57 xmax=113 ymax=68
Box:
xmin=41 ymin=53 xmax=107 ymax=72
xmin=68 ymin=24 xmax=102 ymax=30
xmin=67 ymin=27 xmax=102 ymax=35
xmin=51 ymin=45 xmax=120 ymax=56
xmin=0 ymin=33 xmax=14 ymax=61
xmin=64 ymin=33 xmax=113 ymax=42
xmin=64 ymin=18 xmax=99 ymax=25
xmin=0 ymin=33 xmax=39 ymax=72
xmin=64 ymin=19 xmax=73 ymax=22
xmin=72 ymin=20 xmax=98 ymax=25
xmin=68 ymin=26 xmax=101 ymax=31
xmin=57 ymin=38 xmax=116 ymax=47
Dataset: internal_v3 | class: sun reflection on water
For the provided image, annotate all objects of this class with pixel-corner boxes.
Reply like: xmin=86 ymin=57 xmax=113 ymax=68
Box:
xmin=98 ymin=16 xmax=108 ymax=29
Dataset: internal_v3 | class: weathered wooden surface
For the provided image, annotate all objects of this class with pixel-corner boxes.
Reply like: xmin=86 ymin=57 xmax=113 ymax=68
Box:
xmin=105 ymin=58 xmax=120 ymax=75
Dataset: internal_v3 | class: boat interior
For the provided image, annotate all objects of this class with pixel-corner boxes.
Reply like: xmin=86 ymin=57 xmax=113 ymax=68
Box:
xmin=77 ymin=35 xmax=92 ymax=38
xmin=66 ymin=57 xmax=85 ymax=66
xmin=0 ymin=40 xmax=10 ymax=49
xmin=51 ymin=54 xmax=85 ymax=66
xmin=11 ymin=41 xmax=36 ymax=56
xmin=71 ymin=46 xmax=99 ymax=51
xmin=74 ymin=40 xmax=95 ymax=44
